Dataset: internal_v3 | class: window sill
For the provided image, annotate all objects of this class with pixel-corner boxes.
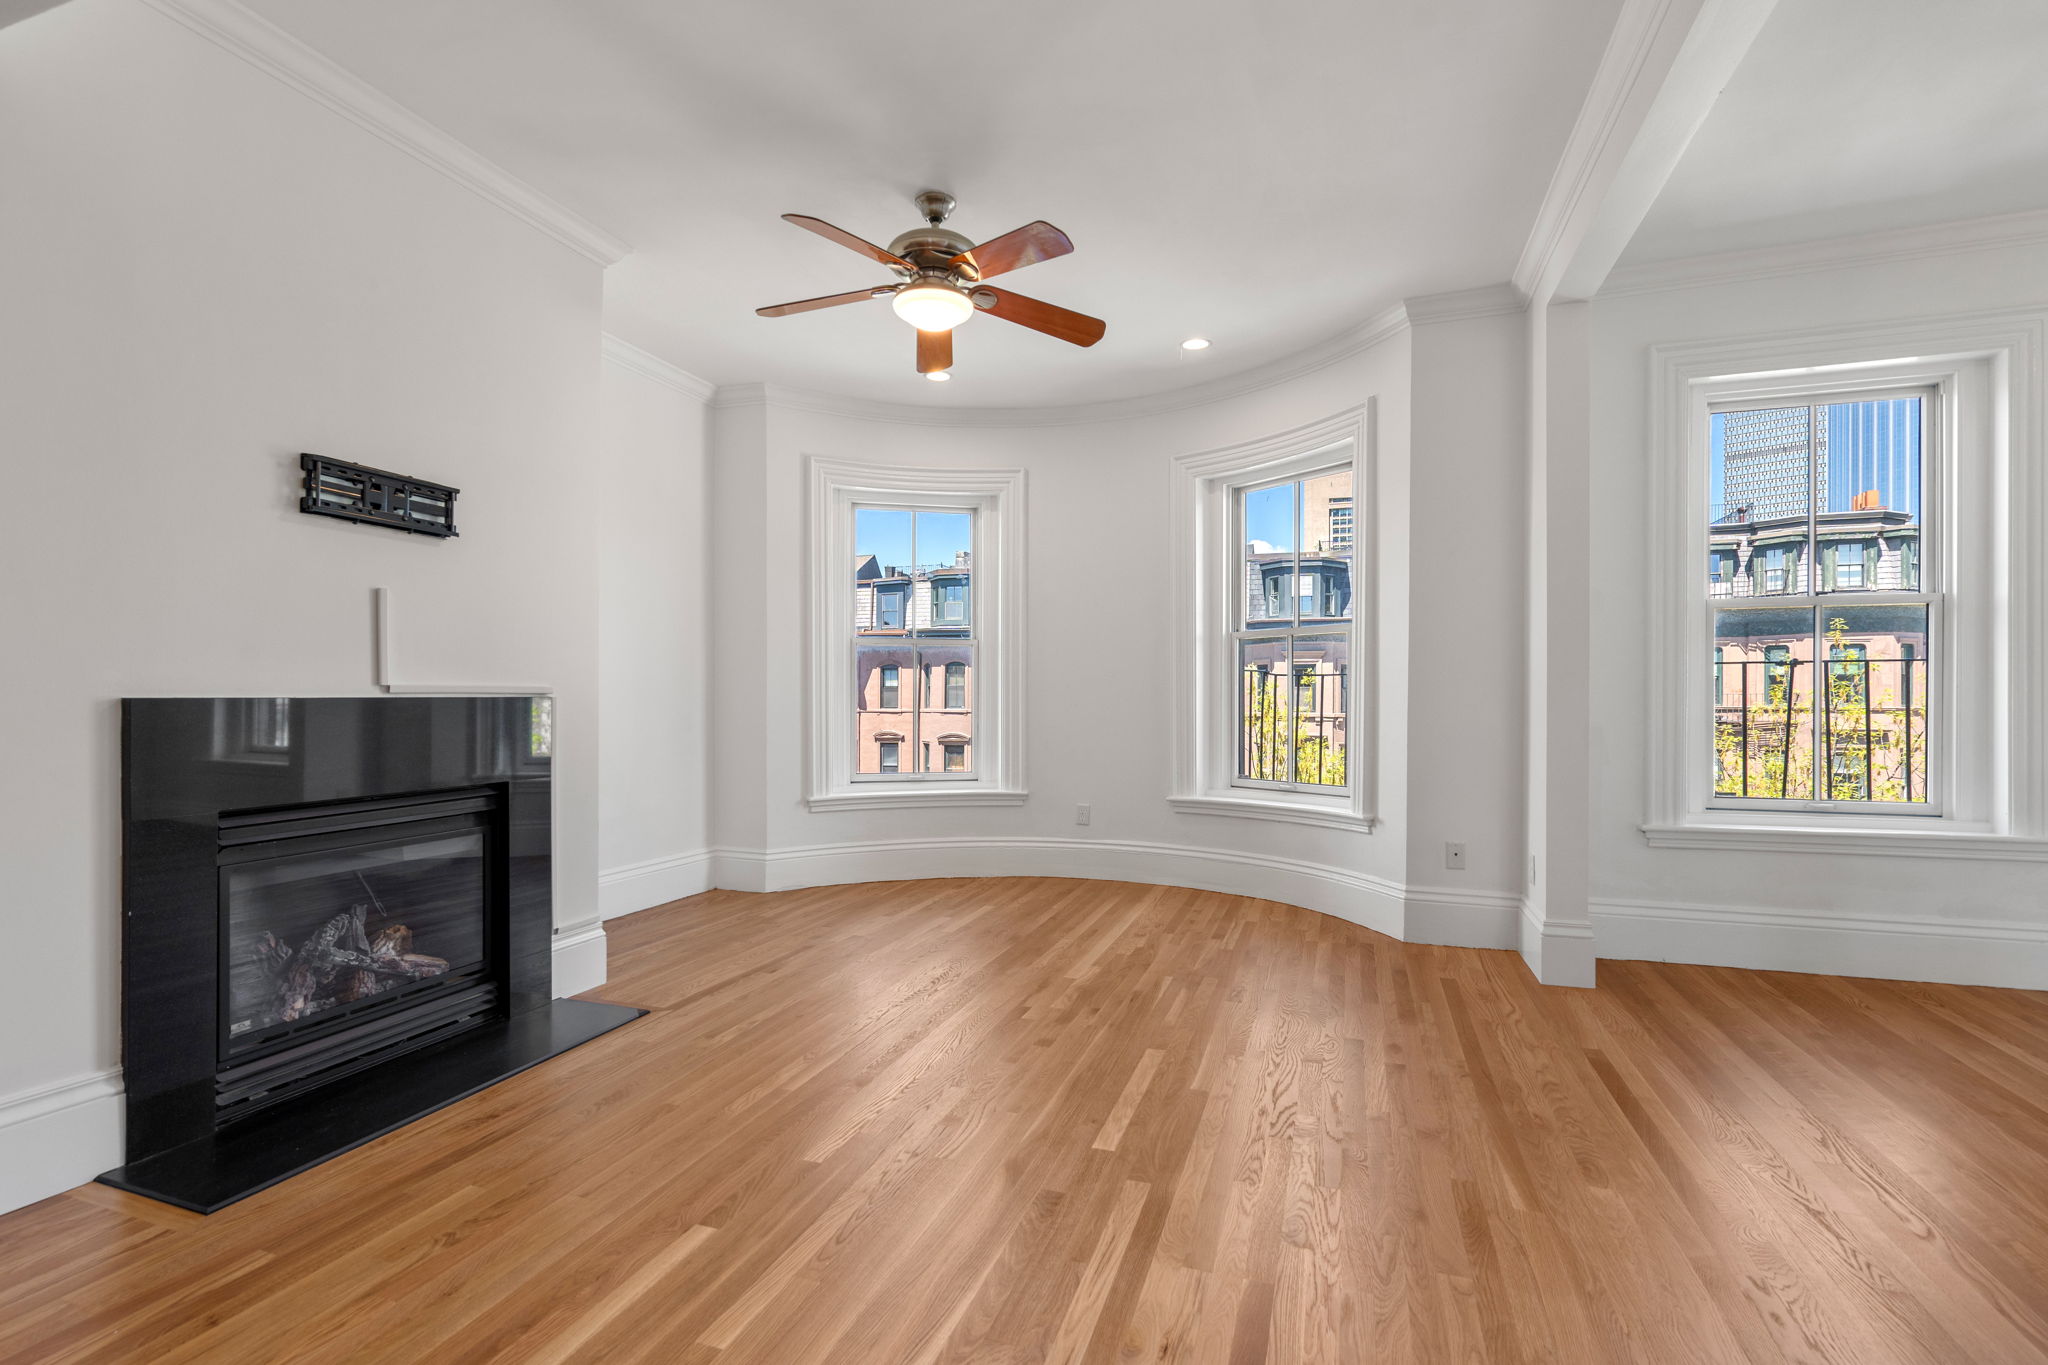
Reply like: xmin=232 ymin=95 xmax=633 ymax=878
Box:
xmin=808 ymin=787 xmax=1028 ymax=813
xmin=1641 ymin=820 xmax=2048 ymax=861
xmin=1168 ymin=794 xmax=1375 ymax=833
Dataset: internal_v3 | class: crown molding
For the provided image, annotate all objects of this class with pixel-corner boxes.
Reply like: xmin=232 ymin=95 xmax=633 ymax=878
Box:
xmin=602 ymin=335 xmax=715 ymax=401
xmin=1513 ymin=0 xmax=1686 ymax=300
xmin=709 ymin=302 xmax=1410 ymax=428
xmin=1403 ymin=282 xmax=1527 ymax=325
xmin=139 ymin=0 xmax=630 ymax=267
xmin=1601 ymin=208 xmax=2048 ymax=298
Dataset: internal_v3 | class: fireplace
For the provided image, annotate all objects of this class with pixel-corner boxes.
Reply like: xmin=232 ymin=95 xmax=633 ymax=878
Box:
xmin=107 ymin=697 xmax=642 ymax=1212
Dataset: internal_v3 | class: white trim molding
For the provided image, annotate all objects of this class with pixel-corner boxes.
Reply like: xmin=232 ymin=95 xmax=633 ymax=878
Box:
xmin=707 ymin=303 xmax=1410 ymax=430
xmin=1644 ymin=308 xmax=2047 ymax=854
xmin=702 ymin=837 xmax=1526 ymax=951
xmin=805 ymin=457 xmax=1026 ymax=810
xmin=1404 ymin=282 xmax=1527 ymax=326
xmin=599 ymin=850 xmax=714 ymax=920
xmin=1168 ymin=404 xmax=1377 ymax=832
xmin=1520 ymin=901 xmax=1598 ymax=989
xmin=602 ymin=335 xmax=715 ymax=401
xmin=1513 ymin=0 xmax=1782 ymax=302
xmin=551 ymin=920 xmax=608 ymax=998
xmin=1602 ymin=207 xmax=2048 ymax=299
xmin=1593 ymin=895 xmax=2048 ymax=990
xmin=0 ymin=1069 xmax=124 ymax=1217
xmin=139 ymin=0 xmax=630 ymax=266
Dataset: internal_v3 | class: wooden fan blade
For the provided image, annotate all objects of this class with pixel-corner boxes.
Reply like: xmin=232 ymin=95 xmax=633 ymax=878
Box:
xmin=782 ymin=214 xmax=912 ymax=269
xmin=949 ymin=220 xmax=1072 ymax=280
xmin=970 ymin=287 xmax=1105 ymax=347
xmin=755 ymin=287 xmax=891 ymax=318
xmin=917 ymin=328 xmax=952 ymax=374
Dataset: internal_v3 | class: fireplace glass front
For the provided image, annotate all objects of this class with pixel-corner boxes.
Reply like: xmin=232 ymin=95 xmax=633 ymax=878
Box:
xmin=222 ymin=826 xmax=489 ymax=1057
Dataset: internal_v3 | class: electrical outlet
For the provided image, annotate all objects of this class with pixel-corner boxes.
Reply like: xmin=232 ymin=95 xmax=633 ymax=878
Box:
xmin=1444 ymin=842 xmax=1467 ymax=871
xmin=1075 ymin=803 xmax=1092 ymax=826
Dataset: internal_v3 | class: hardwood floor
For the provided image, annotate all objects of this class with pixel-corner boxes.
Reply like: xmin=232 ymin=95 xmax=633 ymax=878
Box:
xmin=4 ymin=877 xmax=2048 ymax=1363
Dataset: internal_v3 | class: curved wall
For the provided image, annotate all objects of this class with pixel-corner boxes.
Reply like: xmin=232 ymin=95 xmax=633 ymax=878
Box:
xmin=684 ymin=303 xmax=1534 ymax=948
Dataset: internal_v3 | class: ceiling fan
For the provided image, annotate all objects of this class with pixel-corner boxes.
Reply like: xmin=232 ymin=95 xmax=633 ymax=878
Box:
xmin=754 ymin=191 xmax=1106 ymax=378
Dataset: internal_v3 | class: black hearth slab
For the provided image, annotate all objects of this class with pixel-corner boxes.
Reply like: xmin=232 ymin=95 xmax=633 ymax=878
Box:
xmin=96 ymin=999 xmax=645 ymax=1214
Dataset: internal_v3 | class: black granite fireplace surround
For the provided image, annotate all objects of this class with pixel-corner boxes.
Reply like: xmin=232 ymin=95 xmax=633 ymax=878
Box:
xmin=107 ymin=697 xmax=642 ymax=1212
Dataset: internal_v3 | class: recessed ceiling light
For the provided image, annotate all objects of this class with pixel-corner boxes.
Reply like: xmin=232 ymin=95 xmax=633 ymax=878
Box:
xmin=925 ymin=371 xmax=951 ymax=382
xmin=1181 ymin=337 xmax=1211 ymax=351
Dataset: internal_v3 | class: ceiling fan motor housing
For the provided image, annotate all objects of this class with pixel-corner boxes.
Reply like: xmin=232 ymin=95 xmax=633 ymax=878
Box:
xmin=885 ymin=224 xmax=977 ymax=277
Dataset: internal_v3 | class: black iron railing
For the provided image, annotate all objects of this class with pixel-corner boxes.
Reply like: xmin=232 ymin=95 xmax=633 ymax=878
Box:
xmin=1712 ymin=656 xmax=1928 ymax=802
xmin=1240 ymin=665 xmax=1348 ymax=787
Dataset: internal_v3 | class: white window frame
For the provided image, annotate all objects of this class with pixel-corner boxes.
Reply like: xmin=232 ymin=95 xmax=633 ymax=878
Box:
xmin=806 ymin=457 xmax=1025 ymax=811
xmin=1644 ymin=312 xmax=2048 ymax=859
xmin=1169 ymin=404 xmax=1376 ymax=832
xmin=1703 ymin=380 xmax=1945 ymax=817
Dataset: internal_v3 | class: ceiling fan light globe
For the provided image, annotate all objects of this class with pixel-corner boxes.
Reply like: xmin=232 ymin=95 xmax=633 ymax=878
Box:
xmin=892 ymin=282 xmax=974 ymax=332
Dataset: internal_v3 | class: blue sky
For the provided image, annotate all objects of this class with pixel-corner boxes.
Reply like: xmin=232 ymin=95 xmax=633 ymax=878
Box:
xmin=1243 ymin=481 xmax=1296 ymax=553
xmin=856 ymin=508 xmax=972 ymax=573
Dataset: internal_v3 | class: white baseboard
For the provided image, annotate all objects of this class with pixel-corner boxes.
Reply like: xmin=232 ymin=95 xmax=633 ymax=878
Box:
xmin=598 ymin=849 xmax=713 ymax=920
xmin=1401 ymin=885 xmax=1523 ymax=949
xmin=706 ymin=836 xmax=1538 ymax=949
xmin=1591 ymin=896 xmax=2048 ymax=989
xmin=0 ymin=1069 xmax=124 ymax=1217
xmin=1519 ymin=900 xmax=1598 ymax=988
xmin=551 ymin=920 xmax=608 ymax=997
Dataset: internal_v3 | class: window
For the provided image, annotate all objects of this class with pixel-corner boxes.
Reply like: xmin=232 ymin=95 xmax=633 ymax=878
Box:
xmin=1708 ymin=548 xmax=1737 ymax=591
xmin=1649 ymin=326 xmax=2043 ymax=856
xmin=214 ymin=697 xmax=292 ymax=764
xmin=1235 ymin=466 xmax=1353 ymax=792
xmin=933 ymin=579 xmax=969 ymax=626
xmin=854 ymin=507 xmax=975 ymax=777
xmin=809 ymin=457 xmax=1022 ymax=810
xmin=1708 ymin=392 xmax=1932 ymax=810
xmin=1171 ymin=409 xmax=1372 ymax=829
xmin=1823 ymin=540 xmax=1871 ymax=590
xmin=875 ymin=585 xmax=907 ymax=630
xmin=528 ymin=696 xmax=553 ymax=759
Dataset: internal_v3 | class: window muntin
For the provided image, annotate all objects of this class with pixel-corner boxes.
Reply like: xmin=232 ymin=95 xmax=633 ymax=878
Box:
xmin=1707 ymin=391 xmax=1934 ymax=810
xmin=1234 ymin=466 xmax=1353 ymax=792
xmin=853 ymin=506 xmax=974 ymax=778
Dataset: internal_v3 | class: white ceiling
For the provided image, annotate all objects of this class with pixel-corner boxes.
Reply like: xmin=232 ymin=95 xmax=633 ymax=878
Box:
xmin=244 ymin=0 xmax=1621 ymax=409
xmin=1622 ymin=0 xmax=2048 ymax=265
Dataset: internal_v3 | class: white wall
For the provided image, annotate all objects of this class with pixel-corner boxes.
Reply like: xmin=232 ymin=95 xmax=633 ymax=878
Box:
xmin=597 ymin=346 xmax=713 ymax=917
xmin=700 ymin=323 xmax=1533 ymax=945
xmin=1587 ymin=240 xmax=2048 ymax=986
xmin=0 ymin=0 xmax=606 ymax=1212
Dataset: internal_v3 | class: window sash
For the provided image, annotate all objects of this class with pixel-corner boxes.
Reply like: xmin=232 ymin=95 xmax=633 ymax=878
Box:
xmin=1702 ymin=382 xmax=1942 ymax=816
xmin=851 ymin=500 xmax=979 ymax=783
xmin=1230 ymin=626 xmax=1351 ymax=793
